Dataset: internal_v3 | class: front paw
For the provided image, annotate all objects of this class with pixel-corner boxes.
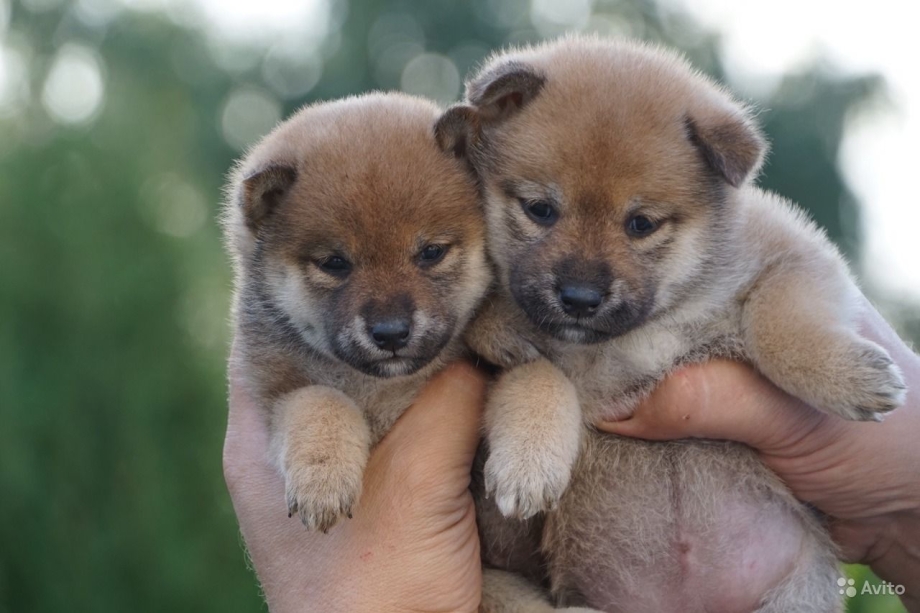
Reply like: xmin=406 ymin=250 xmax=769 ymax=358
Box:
xmin=465 ymin=304 xmax=541 ymax=368
xmin=484 ymin=444 xmax=573 ymax=520
xmin=284 ymin=457 xmax=364 ymax=532
xmin=821 ymin=340 xmax=906 ymax=421
xmin=466 ymin=327 xmax=540 ymax=369
xmin=271 ymin=385 xmax=371 ymax=532
xmin=483 ymin=359 xmax=582 ymax=519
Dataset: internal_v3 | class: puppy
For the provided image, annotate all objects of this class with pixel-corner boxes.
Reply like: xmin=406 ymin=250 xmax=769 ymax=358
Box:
xmin=224 ymin=93 xmax=490 ymax=532
xmin=437 ymin=37 xmax=907 ymax=612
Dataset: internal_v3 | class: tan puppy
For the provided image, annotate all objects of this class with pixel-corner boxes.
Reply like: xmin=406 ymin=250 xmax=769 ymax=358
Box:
xmin=437 ymin=37 xmax=907 ymax=612
xmin=224 ymin=93 xmax=490 ymax=532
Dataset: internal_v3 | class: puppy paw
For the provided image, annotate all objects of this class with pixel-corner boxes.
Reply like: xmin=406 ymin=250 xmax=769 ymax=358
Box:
xmin=483 ymin=359 xmax=583 ymax=519
xmin=284 ymin=455 xmax=364 ymax=532
xmin=466 ymin=326 xmax=540 ymax=369
xmin=490 ymin=342 xmax=541 ymax=370
xmin=484 ymin=444 xmax=573 ymax=520
xmin=820 ymin=340 xmax=906 ymax=421
xmin=273 ymin=386 xmax=371 ymax=532
xmin=465 ymin=302 xmax=541 ymax=368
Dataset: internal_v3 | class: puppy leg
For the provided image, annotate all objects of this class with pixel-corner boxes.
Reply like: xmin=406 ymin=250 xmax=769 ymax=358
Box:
xmin=271 ymin=386 xmax=371 ymax=532
xmin=484 ymin=358 xmax=582 ymax=519
xmin=742 ymin=266 xmax=905 ymax=421
xmin=481 ymin=568 xmax=602 ymax=613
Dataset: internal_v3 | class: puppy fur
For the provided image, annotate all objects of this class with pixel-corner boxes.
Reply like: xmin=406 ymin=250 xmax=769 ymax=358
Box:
xmin=224 ymin=93 xmax=490 ymax=532
xmin=438 ymin=37 xmax=907 ymax=612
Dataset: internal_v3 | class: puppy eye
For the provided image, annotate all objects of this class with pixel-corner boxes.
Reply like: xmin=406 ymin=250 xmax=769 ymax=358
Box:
xmin=519 ymin=198 xmax=558 ymax=226
xmin=626 ymin=215 xmax=659 ymax=237
xmin=316 ymin=255 xmax=352 ymax=277
xmin=418 ymin=244 xmax=448 ymax=265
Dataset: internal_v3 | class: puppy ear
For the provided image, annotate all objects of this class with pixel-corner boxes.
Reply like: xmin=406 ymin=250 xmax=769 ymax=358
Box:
xmin=239 ymin=164 xmax=297 ymax=230
xmin=685 ymin=111 xmax=766 ymax=187
xmin=434 ymin=104 xmax=480 ymax=158
xmin=466 ymin=61 xmax=546 ymax=120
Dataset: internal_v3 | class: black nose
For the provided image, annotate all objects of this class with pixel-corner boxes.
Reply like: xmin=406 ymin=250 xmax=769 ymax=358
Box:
xmin=558 ymin=284 xmax=603 ymax=317
xmin=370 ymin=319 xmax=411 ymax=351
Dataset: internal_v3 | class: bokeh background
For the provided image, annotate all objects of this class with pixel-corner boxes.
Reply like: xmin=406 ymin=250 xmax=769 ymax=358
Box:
xmin=1 ymin=0 xmax=917 ymax=611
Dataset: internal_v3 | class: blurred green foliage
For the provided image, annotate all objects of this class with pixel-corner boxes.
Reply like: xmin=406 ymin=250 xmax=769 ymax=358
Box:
xmin=0 ymin=0 xmax=912 ymax=611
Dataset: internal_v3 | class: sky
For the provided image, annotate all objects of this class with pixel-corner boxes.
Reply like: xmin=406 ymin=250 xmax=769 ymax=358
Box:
xmin=666 ymin=0 xmax=920 ymax=301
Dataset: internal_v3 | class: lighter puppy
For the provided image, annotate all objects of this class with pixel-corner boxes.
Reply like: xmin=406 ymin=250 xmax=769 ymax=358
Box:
xmin=436 ymin=37 xmax=906 ymax=612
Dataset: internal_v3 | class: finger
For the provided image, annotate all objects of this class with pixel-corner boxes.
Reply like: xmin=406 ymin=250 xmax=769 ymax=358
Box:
xmin=223 ymin=339 xmax=277 ymax=502
xmin=361 ymin=362 xmax=486 ymax=522
xmin=595 ymin=360 xmax=828 ymax=454
xmin=225 ymin=338 xmax=271 ymax=462
xmin=226 ymin=339 xmax=262 ymax=432
xmin=382 ymin=361 xmax=487 ymax=469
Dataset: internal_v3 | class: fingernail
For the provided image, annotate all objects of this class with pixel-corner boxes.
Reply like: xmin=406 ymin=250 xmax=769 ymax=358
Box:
xmin=595 ymin=420 xmax=630 ymax=432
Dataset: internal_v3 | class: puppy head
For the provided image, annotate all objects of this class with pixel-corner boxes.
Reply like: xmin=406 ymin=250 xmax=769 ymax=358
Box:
xmin=437 ymin=36 xmax=766 ymax=344
xmin=226 ymin=93 xmax=489 ymax=377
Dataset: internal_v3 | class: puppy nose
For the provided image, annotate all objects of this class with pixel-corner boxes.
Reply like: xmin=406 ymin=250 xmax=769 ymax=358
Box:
xmin=369 ymin=319 xmax=411 ymax=351
xmin=558 ymin=284 xmax=603 ymax=317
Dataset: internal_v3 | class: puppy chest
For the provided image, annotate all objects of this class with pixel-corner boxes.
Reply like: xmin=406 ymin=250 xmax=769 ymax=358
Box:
xmin=556 ymin=318 xmax=743 ymax=422
xmin=556 ymin=326 xmax=721 ymax=420
xmin=348 ymin=378 xmax=425 ymax=444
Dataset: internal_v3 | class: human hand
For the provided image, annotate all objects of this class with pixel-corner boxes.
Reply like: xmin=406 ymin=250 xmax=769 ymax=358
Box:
xmin=223 ymin=354 xmax=487 ymax=613
xmin=597 ymin=302 xmax=920 ymax=610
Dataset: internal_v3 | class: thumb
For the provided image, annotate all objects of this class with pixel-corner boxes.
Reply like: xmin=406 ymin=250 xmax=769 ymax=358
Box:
xmin=596 ymin=360 xmax=827 ymax=454
xmin=381 ymin=361 xmax=487 ymax=471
